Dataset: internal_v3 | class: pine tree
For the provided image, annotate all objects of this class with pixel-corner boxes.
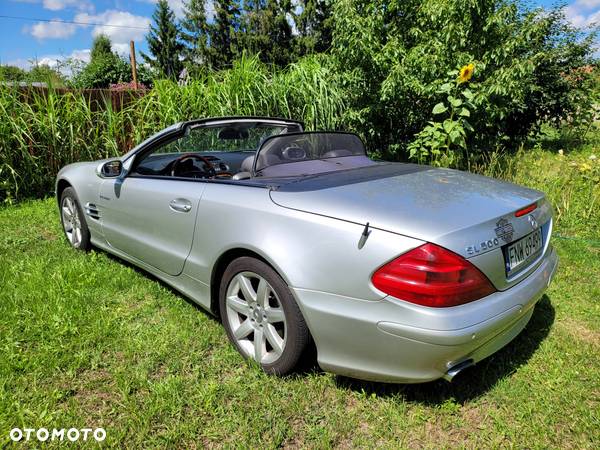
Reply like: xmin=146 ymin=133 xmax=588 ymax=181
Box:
xmin=294 ymin=0 xmax=333 ymax=56
xmin=262 ymin=0 xmax=294 ymax=66
xmin=90 ymin=35 xmax=113 ymax=62
xmin=210 ymin=0 xmax=242 ymax=69
xmin=142 ymin=0 xmax=184 ymax=79
xmin=181 ymin=0 xmax=211 ymax=73
xmin=239 ymin=0 xmax=265 ymax=56
xmin=239 ymin=0 xmax=294 ymax=67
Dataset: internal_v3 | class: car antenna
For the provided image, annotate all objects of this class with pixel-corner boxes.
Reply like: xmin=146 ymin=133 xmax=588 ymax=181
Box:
xmin=358 ymin=222 xmax=371 ymax=250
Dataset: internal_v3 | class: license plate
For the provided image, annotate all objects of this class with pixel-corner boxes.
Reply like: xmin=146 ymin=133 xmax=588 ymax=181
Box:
xmin=504 ymin=228 xmax=543 ymax=276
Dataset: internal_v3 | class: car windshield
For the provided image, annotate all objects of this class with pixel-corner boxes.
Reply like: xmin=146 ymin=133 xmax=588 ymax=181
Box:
xmin=255 ymin=132 xmax=367 ymax=173
xmin=183 ymin=122 xmax=296 ymax=152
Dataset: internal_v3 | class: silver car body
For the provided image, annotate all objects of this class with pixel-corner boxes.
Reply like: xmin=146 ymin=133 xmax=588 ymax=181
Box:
xmin=56 ymin=117 xmax=558 ymax=383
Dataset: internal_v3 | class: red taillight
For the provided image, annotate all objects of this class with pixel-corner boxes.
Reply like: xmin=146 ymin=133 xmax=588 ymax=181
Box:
xmin=371 ymin=243 xmax=496 ymax=307
xmin=515 ymin=202 xmax=537 ymax=217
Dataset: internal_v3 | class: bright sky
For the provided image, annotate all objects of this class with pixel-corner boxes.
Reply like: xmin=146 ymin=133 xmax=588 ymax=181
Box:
xmin=0 ymin=0 xmax=596 ymax=70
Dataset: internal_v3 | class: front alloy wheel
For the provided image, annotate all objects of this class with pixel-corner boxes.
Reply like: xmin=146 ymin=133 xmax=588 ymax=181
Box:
xmin=60 ymin=187 xmax=91 ymax=251
xmin=220 ymin=257 xmax=309 ymax=375
xmin=62 ymin=196 xmax=82 ymax=247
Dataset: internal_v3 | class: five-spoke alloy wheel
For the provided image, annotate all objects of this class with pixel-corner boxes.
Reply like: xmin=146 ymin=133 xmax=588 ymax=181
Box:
xmin=220 ymin=257 xmax=309 ymax=375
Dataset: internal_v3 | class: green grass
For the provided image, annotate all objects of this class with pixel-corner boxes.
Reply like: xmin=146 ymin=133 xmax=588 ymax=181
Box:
xmin=476 ymin=132 xmax=600 ymax=240
xmin=1 ymin=150 xmax=599 ymax=448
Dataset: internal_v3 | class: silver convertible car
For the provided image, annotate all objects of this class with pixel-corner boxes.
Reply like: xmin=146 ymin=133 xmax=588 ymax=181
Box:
xmin=56 ymin=116 xmax=558 ymax=383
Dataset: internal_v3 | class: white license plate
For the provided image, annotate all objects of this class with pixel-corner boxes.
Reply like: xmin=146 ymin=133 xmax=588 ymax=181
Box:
xmin=504 ymin=228 xmax=543 ymax=276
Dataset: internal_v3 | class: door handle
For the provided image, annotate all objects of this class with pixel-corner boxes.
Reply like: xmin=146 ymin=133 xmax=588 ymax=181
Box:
xmin=169 ymin=198 xmax=192 ymax=213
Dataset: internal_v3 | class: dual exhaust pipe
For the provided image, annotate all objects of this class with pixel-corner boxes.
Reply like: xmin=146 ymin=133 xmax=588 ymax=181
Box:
xmin=443 ymin=358 xmax=474 ymax=382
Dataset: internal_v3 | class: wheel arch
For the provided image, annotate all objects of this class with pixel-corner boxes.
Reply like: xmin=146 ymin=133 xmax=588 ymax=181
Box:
xmin=209 ymin=247 xmax=288 ymax=317
xmin=56 ymin=178 xmax=72 ymax=205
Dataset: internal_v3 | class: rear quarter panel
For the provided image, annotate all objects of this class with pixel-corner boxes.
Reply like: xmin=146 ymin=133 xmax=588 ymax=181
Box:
xmin=183 ymin=183 xmax=424 ymax=303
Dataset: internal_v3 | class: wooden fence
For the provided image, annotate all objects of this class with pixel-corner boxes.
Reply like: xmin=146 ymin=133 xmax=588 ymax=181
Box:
xmin=11 ymin=85 xmax=147 ymax=112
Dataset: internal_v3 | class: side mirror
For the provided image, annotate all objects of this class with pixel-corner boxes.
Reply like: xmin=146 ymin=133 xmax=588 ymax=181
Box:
xmin=232 ymin=171 xmax=251 ymax=181
xmin=97 ymin=160 xmax=123 ymax=178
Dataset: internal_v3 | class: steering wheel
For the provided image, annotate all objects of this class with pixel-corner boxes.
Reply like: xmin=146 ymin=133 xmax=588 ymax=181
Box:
xmin=171 ymin=154 xmax=233 ymax=179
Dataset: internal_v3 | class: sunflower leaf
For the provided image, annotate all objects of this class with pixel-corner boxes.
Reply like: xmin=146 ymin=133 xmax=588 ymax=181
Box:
xmin=443 ymin=119 xmax=455 ymax=133
xmin=462 ymin=89 xmax=474 ymax=100
xmin=438 ymin=83 xmax=453 ymax=93
xmin=448 ymin=96 xmax=463 ymax=107
xmin=432 ymin=103 xmax=448 ymax=114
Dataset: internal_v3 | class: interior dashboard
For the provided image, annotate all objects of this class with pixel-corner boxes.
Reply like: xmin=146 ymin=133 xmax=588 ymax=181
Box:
xmin=132 ymin=151 xmax=251 ymax=179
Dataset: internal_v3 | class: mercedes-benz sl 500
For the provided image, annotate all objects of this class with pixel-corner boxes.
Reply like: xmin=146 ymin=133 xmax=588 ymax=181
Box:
xmin=56 ymin=117 xmax=558 ymax=382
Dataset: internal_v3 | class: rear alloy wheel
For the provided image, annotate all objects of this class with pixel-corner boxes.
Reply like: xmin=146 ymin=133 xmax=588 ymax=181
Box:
xmin=60 ymin=187 xmax=91 ymax=251
xmin=220 ymin=257 xmax=309 ymax=375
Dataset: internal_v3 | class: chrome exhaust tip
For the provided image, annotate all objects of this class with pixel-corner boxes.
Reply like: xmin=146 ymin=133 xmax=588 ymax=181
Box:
xmin=443 ymin=358 xmax=474 ymax=382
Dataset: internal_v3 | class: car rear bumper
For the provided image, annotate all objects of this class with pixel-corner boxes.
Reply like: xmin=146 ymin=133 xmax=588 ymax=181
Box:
xmin=293 ymin=246 xmax=558 ymax=383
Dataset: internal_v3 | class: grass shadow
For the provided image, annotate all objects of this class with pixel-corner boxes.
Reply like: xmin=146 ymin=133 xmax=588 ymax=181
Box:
xmin=529 ymin=123 xmax=600 ymax=154
xmin=97 ymin=248 xmax=221 ymax=323
xmin=335 ymin=295 xmax=555 ymax=404
xmin=94 ymin=247 xmax=339 ymax=379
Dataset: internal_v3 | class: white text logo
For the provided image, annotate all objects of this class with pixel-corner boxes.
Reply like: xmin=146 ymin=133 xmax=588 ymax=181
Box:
xmin=9 ymin=428 xmax=106 ymax=442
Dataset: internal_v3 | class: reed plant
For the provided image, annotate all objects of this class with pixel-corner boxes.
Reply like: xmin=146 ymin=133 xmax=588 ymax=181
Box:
xmin=0 ymin=55 xmax=346 ymax=202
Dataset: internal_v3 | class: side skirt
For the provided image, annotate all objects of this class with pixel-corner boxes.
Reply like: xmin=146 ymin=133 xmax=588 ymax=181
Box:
xmin=90 ymin=235 xmax=213 ymax=315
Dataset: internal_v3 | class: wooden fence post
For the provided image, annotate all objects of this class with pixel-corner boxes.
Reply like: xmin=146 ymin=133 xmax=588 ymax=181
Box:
xmin=130 ymin=41 xmax=138 ymax=90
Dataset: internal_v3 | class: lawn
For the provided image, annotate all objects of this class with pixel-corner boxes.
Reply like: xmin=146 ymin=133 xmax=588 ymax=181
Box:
xmin=1 ymin=145 xmax=598 ymax=448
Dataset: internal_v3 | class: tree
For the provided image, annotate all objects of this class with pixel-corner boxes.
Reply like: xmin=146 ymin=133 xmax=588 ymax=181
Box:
xmin=90 ymin=35 xmax=113 ymax=61
xmin=294 ymin=0 xmax=333 ymax=56
xmin=181 ymin=0 xmax=211 ymax=74
xmin=260 ymin=0 xmax=295 ymax=66
xmin=142 ymin=0 xmax=184 ymax=79
xmin=238 ymin=0 xmax=295 ymax=67
xmin=210 ymin=0 xmax=242 ymax=69
xmin=72 ymin=35 xmax=130 ymax=88
xmin=239 ymin=0 xmax=265 ymax=57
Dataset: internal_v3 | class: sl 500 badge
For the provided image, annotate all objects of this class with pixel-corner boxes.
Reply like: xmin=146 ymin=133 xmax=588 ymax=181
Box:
xmin=466 ymin=217 xmax=515 ymax=255
xmin=466 ymin=237 xmax=501 ymax=256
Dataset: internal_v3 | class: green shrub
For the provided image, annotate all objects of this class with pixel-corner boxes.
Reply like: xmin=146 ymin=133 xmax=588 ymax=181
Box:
xmin=332 ymin=0 xmax=597 ymax=164
xmin=71 ymin=35 xmax=149 ymax=89
xmin=0 ymin=66 xmax=27 ymax=82
xmin=71 ymin=55 xmax=131 ymax=89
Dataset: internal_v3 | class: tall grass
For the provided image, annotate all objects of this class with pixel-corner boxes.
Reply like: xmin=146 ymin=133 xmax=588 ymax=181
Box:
xmin=473 ymin=138 xmax=600 ymax=239
xmin=0 ymin=55 xmax=346 ymax=202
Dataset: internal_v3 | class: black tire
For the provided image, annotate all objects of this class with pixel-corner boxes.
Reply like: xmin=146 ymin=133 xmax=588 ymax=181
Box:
xmin=219 ymin=256 xmax=309 ymax=375
xmin=59 ymin=187 xmax=91 ymax=251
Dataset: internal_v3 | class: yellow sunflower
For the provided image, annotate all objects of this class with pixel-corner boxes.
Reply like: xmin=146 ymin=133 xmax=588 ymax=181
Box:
xmin=458 ymin=63 xmax=475 ymax=83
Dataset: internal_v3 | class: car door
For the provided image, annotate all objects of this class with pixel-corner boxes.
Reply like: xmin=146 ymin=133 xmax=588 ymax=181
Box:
xmin=98 ymin=118 xmax=303 ymax=276
xmin=99 ymin=134 xmax=205 ymax=276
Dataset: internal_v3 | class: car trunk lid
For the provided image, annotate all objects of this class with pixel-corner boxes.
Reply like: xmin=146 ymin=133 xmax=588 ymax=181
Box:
xmin=269 ymin=163 xmax=552 ymax=290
